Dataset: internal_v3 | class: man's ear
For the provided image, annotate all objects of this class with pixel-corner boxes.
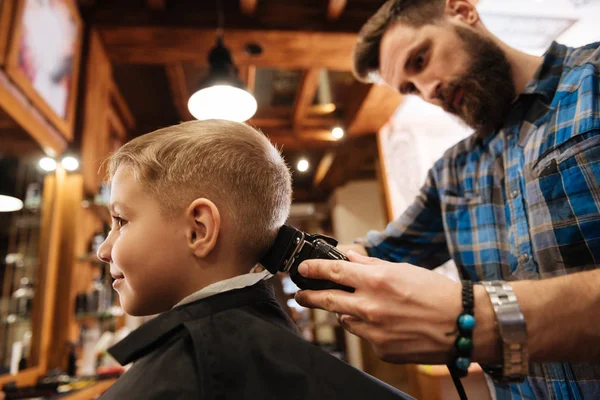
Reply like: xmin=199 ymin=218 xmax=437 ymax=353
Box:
xmin=445 ymin=0 xmax=479 ymax=25
xmin=186 ymin=198 xmax=220 ymax=258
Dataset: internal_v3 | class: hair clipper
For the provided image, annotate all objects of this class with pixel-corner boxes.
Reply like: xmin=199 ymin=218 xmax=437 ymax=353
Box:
xmin=260 ymin=225 xmax=354 ymax=292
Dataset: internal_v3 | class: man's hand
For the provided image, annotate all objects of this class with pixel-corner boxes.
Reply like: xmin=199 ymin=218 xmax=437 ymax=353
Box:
xmin=294 ymin=251 xmax=463 ymax=365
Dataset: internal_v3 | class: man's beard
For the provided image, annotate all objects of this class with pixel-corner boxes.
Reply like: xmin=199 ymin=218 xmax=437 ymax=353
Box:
xmin=442 ymin=25 xmax=516 ymax=136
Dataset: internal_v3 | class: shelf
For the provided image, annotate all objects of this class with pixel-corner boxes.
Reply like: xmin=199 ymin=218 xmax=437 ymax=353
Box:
xmin=75 ymin=307 xmax=124 ymax=322
xmin=81 ymin=200 xmax=111 ymax=225
xmin=5 ymin=314 xmax=32 ymax=325
xmin=75 ymin=313 xmax=116 ymax=322
xmin=57 ymin=378 xmax=117 ymax=399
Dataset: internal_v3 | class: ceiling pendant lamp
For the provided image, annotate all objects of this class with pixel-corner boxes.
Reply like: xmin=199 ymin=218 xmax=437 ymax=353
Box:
xmin=0 ymin=195 xmax=23 ymax=212
xmin=187 ymin=35 xmax=257 ymax=122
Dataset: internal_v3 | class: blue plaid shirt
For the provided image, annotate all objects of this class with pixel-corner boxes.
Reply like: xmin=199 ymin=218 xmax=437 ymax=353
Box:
xmin=363 ymin=41 xmax=600 ymax=400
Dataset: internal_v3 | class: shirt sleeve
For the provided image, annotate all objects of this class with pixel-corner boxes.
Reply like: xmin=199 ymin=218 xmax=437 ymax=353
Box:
xmin=357 ymin=167 xmax=450 ymax=269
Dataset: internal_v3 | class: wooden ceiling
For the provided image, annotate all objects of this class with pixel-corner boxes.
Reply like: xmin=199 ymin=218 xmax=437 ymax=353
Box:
xmin=78 ymin=0 xmax=402 ymax=203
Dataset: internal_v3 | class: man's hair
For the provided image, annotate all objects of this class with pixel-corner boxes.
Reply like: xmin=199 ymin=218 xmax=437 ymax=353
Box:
xmin=353 ymin=0 xmax=446 ymax=82
xmin=107 ymin=119 xmax=292 ymax=262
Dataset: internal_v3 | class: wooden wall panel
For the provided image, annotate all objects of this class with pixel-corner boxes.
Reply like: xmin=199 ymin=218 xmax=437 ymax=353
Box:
xmin=80 ymin=30 xmax=113 ymax=196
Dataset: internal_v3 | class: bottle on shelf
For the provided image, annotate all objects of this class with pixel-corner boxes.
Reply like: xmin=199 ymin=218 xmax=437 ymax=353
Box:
xmin=11 ymin=277 xmax=35 ymax=318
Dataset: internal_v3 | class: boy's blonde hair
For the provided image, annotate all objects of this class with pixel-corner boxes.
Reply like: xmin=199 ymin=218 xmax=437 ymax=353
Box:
xmin=107 ymin=119 xmax=292 ymax=261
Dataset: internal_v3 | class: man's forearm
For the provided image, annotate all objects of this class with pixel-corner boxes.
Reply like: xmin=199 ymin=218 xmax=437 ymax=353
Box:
xmin=473 ymin=269 xmax=600 ymax=364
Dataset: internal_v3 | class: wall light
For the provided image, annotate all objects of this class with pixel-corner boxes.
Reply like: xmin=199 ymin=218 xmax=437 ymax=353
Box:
xmin=332 ymin=127 xmax=344 ymax=139
xmin=39 ymin=157 xmax=57 ymax=172
xmin=61 ymin=156 xmax=79 ymax=171
xmin=297 ymin=159 xmax=309 ymax=172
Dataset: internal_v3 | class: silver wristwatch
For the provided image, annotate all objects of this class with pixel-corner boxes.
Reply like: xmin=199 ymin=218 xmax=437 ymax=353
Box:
xmin=480 ymin=281 xmax=528 ymax=383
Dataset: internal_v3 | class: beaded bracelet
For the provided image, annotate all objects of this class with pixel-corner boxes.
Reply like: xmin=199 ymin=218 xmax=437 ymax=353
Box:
xmin=448 ymin=279 xmax=475 ymax=378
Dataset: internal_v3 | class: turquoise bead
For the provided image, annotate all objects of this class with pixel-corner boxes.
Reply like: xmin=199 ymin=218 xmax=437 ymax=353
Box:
xmin=455 ymin=357 xmax=471 ymax=370
xmin=458 ymin=314 xmax=476 ymax=331
xmin=457 ymin=337 xmax=473 ymax=352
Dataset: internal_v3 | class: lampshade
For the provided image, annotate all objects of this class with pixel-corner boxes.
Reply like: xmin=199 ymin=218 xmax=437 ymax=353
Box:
xmin=0 ymin=195 xmax=24 ymax=212
xmin=188 ymin=37 xmax=257 ymax=122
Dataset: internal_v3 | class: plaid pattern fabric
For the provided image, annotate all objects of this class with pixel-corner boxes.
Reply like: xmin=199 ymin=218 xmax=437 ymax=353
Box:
xmin=362 ymin=41 xmax=600 ymax=400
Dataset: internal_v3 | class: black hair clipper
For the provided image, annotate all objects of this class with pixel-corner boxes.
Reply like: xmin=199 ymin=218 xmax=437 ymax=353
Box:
xmin=260 ymin=225 xmax=354 ymax=292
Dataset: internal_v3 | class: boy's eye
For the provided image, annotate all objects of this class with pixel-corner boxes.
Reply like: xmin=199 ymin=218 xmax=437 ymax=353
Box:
xmin=112 ymin=216 xmax=127 ymax=228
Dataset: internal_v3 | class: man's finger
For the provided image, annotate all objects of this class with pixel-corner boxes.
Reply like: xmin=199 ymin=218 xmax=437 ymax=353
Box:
xmin=346 ymin=250 xmax=380 ymax=264
xmin=295 ymin=289 xmax=366 ymax=319
xmin=297 ymin=258 xmax=364 ymax=288
xmin=338 ymin=315 xmax=371 ymax=340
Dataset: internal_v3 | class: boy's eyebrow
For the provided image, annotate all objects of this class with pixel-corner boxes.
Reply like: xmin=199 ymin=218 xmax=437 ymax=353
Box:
xmin=109 ymin=202 xmax=132 ymax=214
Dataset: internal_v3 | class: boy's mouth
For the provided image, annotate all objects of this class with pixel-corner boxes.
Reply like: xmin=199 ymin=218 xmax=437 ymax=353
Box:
xmin=110 ymin=268 xmax=125 ymax=287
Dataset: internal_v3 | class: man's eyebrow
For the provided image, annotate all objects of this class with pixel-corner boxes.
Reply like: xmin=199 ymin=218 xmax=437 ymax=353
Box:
xmin=403 ymin=38 xmax=429 ymax=72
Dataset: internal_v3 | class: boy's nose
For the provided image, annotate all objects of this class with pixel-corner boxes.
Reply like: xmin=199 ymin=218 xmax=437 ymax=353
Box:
xmin=97 ymin=238 xmax=112 ymax=263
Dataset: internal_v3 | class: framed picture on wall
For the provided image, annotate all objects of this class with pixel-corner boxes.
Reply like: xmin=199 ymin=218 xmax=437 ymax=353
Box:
xmin=0 ymin=0 xmax=15 ymax=66
xmin=5 ymin=0 xmax=83 ymax=140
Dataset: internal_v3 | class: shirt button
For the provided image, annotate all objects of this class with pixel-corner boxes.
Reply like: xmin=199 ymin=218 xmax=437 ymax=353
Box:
xmin=511 ymin=190 xmax=518 ymax=199
xmin=520 ymin=254 xmax=530 ymax=263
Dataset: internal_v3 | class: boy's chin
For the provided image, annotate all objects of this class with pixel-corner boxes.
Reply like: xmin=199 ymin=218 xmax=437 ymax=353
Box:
xmin=119 ymin=294 xmax=172 ymax=317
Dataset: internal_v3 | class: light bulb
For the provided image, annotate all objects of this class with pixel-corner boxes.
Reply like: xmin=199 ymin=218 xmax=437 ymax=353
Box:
xmin=297 ymin=159 xmax=309 ymax=172
xmin=188 ymin=85 xmax=257 ymax=122
xmin=0 ymin=195 xmax=23 ymax=212
xmin=39 ymin=157 xmax=57 ymax=171
xmin=332 ymin=127 xmax=344 ymax=139
xmin=61 ymin=156 xmax=79 ymax=171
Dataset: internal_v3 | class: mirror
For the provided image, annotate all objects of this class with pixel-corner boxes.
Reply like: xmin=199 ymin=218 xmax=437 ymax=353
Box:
xmin=0 ymin=106 xmax=49 ymax=375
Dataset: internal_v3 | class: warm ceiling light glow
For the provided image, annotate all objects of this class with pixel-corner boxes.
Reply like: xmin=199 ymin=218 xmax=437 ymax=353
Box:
xmin=61 ymin=156 xmax=79 ymax=171
xmin=0 ymin=195 xmax=23 ymax=212
xmin=39 ymin=157 xmax=57 ymax=171
xmin=188 ymin=37 xmax=257 ymax=122
xmin=297 ymin=159 xmax=309 ymax=172
xmin=188 ymin=85 xmax=257 ymax=122
xmin=332 ymin=127 xmax=344 ymax=139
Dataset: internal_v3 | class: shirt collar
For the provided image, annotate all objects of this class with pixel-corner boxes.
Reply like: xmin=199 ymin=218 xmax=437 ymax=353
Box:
xmin=174 ymin=270 xmax=272 ymax=308
xmin=521 ymin=41 xmax=569 ymax=102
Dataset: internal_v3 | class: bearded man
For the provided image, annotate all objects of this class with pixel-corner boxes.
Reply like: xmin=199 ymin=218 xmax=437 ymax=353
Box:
xmin=295 ymin=1 xmax=600 ymax=399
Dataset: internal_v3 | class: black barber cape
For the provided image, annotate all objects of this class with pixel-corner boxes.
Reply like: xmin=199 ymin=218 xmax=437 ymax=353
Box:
xmin=101 ymin=281 xmax=414 ymax=400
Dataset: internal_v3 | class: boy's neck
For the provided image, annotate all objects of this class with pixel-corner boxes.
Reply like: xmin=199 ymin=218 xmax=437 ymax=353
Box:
xmin=173 ymin=265 xmax=265 ymax=308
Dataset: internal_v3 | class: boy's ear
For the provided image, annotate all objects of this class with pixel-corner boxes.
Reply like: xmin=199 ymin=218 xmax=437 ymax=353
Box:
xmin=444 ymin=0 xmax=479 ymax=25
xmin=186 ymin=198 xmax=220 ymax=258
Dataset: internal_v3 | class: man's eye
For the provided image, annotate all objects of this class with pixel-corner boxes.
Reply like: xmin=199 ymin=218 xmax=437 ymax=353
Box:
xmin=415 ymin=54 xmax=425 ymax=70
xmin=400 ymin=82 xmax=418 ymax=95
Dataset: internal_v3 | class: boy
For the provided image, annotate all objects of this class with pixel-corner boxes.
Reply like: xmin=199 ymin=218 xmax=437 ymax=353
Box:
xmin=96 ymin=120 xmax=412 ymax=399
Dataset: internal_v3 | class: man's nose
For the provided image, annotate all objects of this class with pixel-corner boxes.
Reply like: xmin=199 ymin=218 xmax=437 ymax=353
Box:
xmin=97 ymin=235 xmax=112 ymax=263
xmin=415 ymin=79 xmax=442 ymax=104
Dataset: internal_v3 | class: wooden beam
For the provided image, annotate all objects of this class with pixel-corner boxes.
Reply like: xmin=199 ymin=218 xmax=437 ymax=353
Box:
xmin=239 ymin=64 xmax=256 ymax=92
xmin=264 ymin=128 xmax=338 ymax=151
xmin=147 ymin=0 xmax=166 ymax=10
xmin=98 ymin=27 xmax=357 ymax=70
xmin=107 ymin=107 xmax=127 ymax=142
xmin=343 ymin=81 xmax=373 ymax=127
xmin=0 ymin=0 xmax=14 ymax=66
xmin=0 ymin=135 xmax=45 ymax=157
xmin=313 ymin=151 xmax=336 ymax=187
xmin=165 ymin=63 xmax=194 ymax=121
xmin=0 ymin=70 xmax=66 ymax=156
xmin=240 ymin=0 xmax=258 ymax=16
xmin=347 ymin=84 xmax=402 ymax=136
xmin=320 ymin=136 xmax=378 ymax=189
xmin=109 ymin=81 xmax=136 ymax=131
xmin=293 ymin=68 xmax=321 ymax=128
xmin=82 ymin=3 xmax=379 ymax=34
xmin=327 ymin=0 xmax=347 ymax=21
